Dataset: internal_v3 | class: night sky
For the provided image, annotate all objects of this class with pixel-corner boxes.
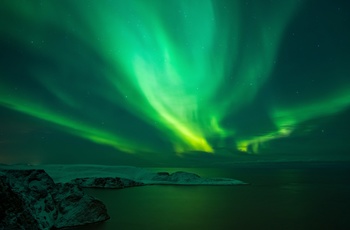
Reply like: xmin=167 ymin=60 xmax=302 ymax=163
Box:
xmin=1 ymin=0 xmax=350 ymax=166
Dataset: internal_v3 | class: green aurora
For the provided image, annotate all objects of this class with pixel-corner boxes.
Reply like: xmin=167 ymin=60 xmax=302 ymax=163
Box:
xmin=1 ymin=0 xmax=350 ymax=165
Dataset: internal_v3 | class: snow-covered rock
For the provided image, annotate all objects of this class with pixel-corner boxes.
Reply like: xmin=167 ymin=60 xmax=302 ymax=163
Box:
xmin=72 ymin=177 xmax=144 ymax=188
xmin=0 ymin=169 xmax=109 ymax=230
xmin=0 ymin=164 xmax=248 ymax=186
xmin=53 ymin=182 xmax=109 ymax=228
xmin=32 ymin=164 xmax=247 ymax=185
xmin=69 ymin=170 xmax=246 ymax=188
xmin=41 ymin=165 xmax=247 ymax=188
xmin=144 ymin=171 xmax=247 ymax=185
xmin=0 ymin=165 xmax=247 ymax=229
xmin=0 ymin=172 xmax=41 ymax=229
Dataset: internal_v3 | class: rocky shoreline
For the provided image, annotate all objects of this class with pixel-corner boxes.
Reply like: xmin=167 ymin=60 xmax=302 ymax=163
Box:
xmin=0 ymin=169 xmax=110 ymax=229
xmin=1 ymin=166 xmax=247 ymax=229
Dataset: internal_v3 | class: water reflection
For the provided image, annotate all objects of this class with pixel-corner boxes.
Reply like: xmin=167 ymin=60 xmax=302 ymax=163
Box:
xmin=77 ymin=166 xmax=350 ymax=230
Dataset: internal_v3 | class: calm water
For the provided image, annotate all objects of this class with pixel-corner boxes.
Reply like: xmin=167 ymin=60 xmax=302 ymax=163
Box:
xmin=76 ymin=163 xmax=350 ymax=230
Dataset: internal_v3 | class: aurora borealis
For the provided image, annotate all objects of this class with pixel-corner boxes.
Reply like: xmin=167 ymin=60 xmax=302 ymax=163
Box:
xmin=1 ymin=0 xmax=350 ymax=165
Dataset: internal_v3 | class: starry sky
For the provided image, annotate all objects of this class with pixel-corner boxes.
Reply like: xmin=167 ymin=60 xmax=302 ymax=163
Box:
xmin=1 ymin=0 xmax=350 ymax=166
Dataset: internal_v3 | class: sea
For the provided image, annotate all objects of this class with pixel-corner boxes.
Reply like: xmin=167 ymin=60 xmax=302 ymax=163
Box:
xmin=76 ymin=162 xmax=350 ymax=230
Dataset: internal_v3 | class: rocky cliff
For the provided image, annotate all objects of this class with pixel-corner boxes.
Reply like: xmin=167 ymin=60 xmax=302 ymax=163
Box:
xmin=72 ymin=177 xmax=144 ymax=188
xmin=0 ymin=169 xmax=109 ymax=230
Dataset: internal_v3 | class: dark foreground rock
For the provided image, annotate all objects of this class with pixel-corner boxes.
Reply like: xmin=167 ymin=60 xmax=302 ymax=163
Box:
xmin=0 ymin=169 xmax=109 ymax=230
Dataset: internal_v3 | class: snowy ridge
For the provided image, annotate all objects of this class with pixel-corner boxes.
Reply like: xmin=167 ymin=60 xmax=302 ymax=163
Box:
xmin=0 ymin=164 xmax=247 ymax=185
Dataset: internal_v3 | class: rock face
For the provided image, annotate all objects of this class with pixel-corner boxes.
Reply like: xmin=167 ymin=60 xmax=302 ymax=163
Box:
xmin=148 ymin=171 xmax=247 ymax=185
xmin=0 ymin=169 xmax=109 ymax=230
xmin=0 ymin=172 xmax=41 ymax=229
xmin=53 ymin=182 xmax=109 ymax=229
xmin=152 ymin=171 xmax=201 ymax=182
xmin=72 ymin=177 xmax=144 ymax=188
